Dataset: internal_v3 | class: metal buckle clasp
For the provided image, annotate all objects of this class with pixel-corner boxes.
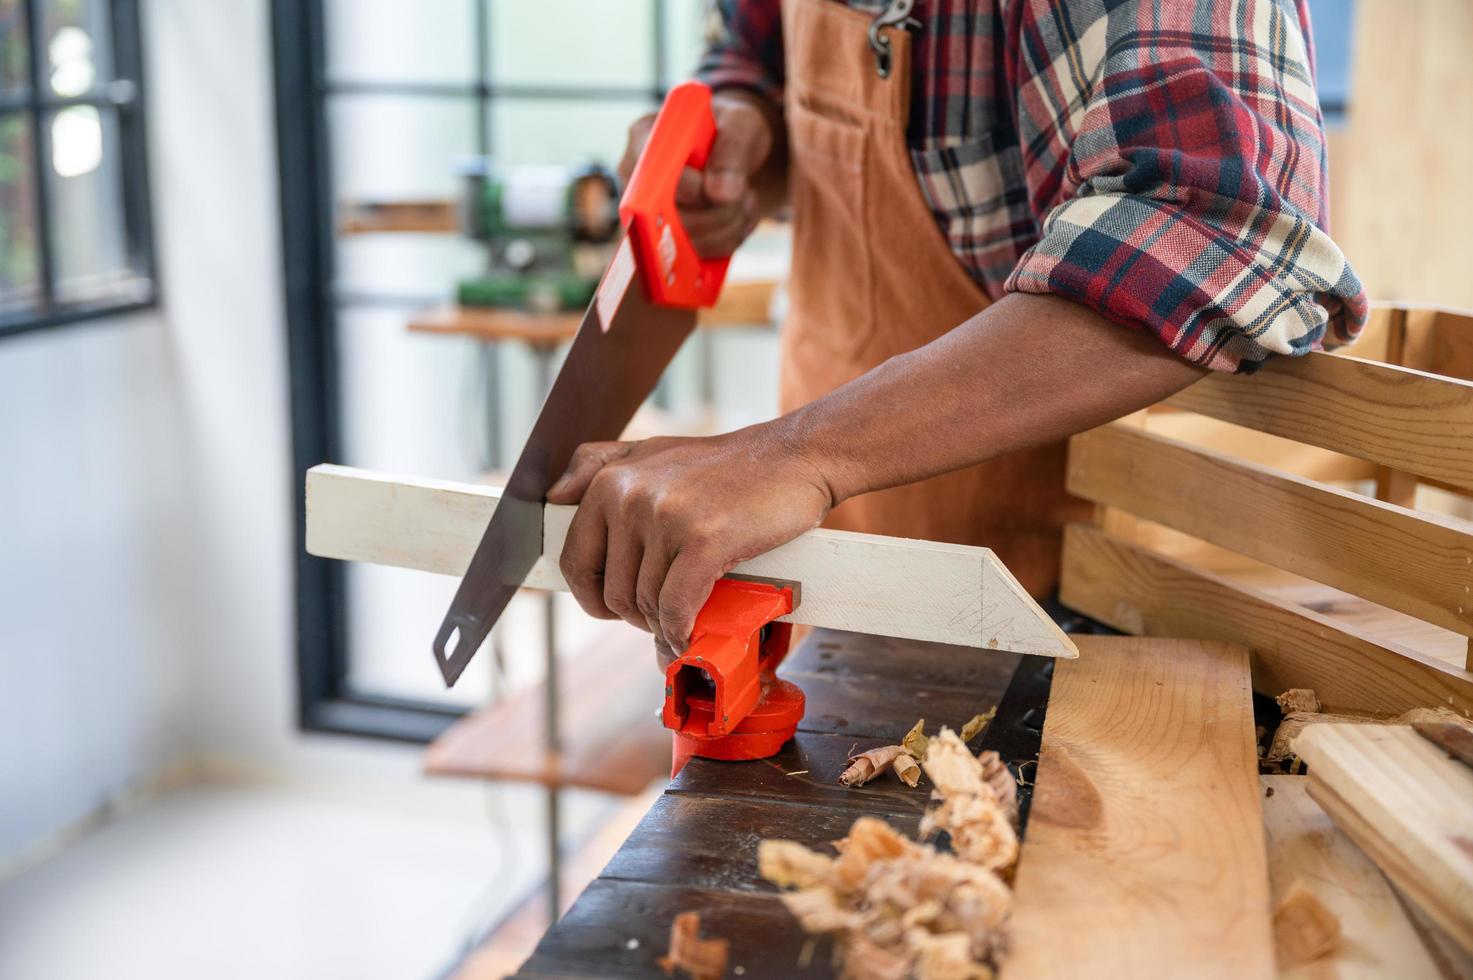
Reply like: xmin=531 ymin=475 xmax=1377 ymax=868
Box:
xmin=867 ymin=0 xmax=922 ymax=79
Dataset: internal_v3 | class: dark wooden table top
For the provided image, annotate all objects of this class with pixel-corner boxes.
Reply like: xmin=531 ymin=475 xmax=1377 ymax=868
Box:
xmin=511 ymin=627 xmax=1054 ymax=980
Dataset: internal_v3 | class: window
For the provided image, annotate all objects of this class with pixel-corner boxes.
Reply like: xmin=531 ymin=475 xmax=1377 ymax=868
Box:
xmin=0 ymin=0 xmax=154 ymax=337
xmin=276 ymin=0 xmax=709 ymax=741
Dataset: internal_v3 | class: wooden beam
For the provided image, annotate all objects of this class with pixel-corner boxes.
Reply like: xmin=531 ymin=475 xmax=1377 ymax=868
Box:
xmin=305 ymin=464 xmax=1076 ymax=658
xmin=1166 ymin=351 xmax=1473 ymax=492
xmin=1068 ymin=424 xmax=1473 ymax=638
xmin=1003 ymin=636 xmax=1273 ymax=979
xmin=1059 ymin=524 xmax=1473 ymax=716
xmin=1296 ymin=724 xmax=1473 ymax=956
xmin=1432 ymin=308 xmax=1473 ymax=382
xmin=1261 ymin=774 xmax=1452 ymax=978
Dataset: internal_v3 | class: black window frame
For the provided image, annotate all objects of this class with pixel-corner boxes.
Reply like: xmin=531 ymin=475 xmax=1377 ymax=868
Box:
xmin=0 ymin=0 xmax=157 ymax=340
xmin=275 ymin=0 xmax=675 ymax=743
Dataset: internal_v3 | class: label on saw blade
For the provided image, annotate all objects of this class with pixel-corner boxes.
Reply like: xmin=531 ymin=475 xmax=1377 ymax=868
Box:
xmin=595 ymin=238 xmax=637 ymax=333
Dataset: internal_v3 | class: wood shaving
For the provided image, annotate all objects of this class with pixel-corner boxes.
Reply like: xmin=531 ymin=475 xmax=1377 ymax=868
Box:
xmin=759 ymin=839 xmax=834 ymax=890
xmin=1273 ymin=879 xmax=1340 ymax=969
xmin=841 ymin=935 xmax=910 ymax=980
xmin=761 ymin=729 xmax=1015 ymax=978
xmin=959 ymin=708 xmax=996 ymax=744
xmin=1275 ymin=688 xmax=1321 ymax=714
xmin=894 ymin=752 xmax=922 ymax=788
xmin=902 ymin=719 xmax=930 ymax=761
xmin=659 ymin=911 xmax=729 ymax=980
xmin=841 ymin=746 xmax=905 ymax=786
xmin=921 ymin=731 xmax=1019 ymax=871
xmin=976 ymin=750 xmax=1018 ymax=828
xmin=1269 ymin=705 xmax=1473 ymax=763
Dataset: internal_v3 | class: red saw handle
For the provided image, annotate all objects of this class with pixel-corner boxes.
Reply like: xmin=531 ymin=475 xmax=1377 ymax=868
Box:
xmin=619 ymin=81 xmax=730 ymax=309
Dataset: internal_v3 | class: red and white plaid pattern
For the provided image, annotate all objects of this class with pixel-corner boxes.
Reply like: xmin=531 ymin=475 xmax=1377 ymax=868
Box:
xmin=698 ymin=0 xmax=1367 ymax=372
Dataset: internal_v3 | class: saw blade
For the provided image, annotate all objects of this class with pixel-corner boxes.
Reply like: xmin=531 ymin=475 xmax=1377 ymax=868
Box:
xmin=431 ymin=237 xmax=697 ymax=686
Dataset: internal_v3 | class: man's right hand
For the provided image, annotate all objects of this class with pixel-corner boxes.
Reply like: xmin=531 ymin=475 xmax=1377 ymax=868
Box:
xmin=618 ymin=90 xmax=777 ymax=259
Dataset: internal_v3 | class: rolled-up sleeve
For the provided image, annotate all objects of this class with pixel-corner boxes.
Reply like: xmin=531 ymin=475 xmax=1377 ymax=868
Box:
xmin=693 ymin=0 xmax=785 ymax=104
xmin=1002 ymin=0 xmax=1368 ymax=372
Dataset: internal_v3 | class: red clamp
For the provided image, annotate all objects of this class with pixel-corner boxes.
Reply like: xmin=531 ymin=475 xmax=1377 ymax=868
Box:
xmin=619 ymin=81 xmax=730 ymax=309
xmin=663 ymin=577 xmax=805 ymax=777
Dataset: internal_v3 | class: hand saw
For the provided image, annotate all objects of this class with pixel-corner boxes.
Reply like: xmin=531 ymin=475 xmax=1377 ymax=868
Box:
xmin=432 ymin=82 xmax=731 ymax=686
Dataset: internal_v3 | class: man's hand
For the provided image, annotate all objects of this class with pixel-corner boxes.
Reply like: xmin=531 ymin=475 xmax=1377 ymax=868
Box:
xmin=546 ymin=422 xmax=833 ymax=662
xmin=619 ymin=91 xmax=778 ymax=259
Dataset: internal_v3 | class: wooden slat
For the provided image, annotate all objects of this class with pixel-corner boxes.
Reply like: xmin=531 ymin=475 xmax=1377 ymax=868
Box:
xmin=1003 ymin=636 xmax=1273 ymax=980
xmin=1166 ymin=351 xmax=1473 ymax=492
xmin=305 ymin=464 xmax=1076 ymax=658
xmin=338 ymin=198 xmax=459 ymax=234
xmin=1433 ymin=309 xmax=1473 ymax=382
xmin=423 ymin=622 xmax=667 ymax=795
xmin=1068 ymin=423 xmax=1473 ymax=637
xmin=1142 ymin=410 xmax=1376 ymax=484
xmin=1261 ymin=774 xmax=1450 ymax=978
xmin=1296 ymin=725 xmax=1473 ymax=956
xmin=1059 ymin=524 xmax=1473 ymax=717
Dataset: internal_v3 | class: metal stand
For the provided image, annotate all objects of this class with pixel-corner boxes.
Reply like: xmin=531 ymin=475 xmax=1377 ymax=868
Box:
xmin=529 ymin=341 xmax=563 ymax=924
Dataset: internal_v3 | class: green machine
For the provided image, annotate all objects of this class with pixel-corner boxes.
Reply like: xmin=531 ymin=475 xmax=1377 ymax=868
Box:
xmin=457 ymin=162 xmax=622 ymax=313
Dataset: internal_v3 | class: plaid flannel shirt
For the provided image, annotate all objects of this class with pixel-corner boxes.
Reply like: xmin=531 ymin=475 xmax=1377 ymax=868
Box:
xmin=697 ymin=0 xmax=1367 ymax=372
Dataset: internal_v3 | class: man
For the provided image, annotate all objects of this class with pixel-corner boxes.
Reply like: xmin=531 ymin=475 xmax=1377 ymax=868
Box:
xmin=547 ymin=0 xmax=1367 ymax=660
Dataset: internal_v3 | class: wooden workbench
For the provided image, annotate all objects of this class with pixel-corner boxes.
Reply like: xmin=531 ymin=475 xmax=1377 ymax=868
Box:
xmin=504 ymin=626 xmax=1057 ymax=979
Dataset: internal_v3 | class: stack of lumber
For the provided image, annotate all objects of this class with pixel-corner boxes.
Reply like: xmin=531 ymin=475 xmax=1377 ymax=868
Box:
xmin=1004 ymin=638 xmax=1473 ymax=978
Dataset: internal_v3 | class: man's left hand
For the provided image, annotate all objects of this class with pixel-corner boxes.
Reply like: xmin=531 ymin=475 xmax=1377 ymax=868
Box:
xmin=546 ymin=423 xmax=834 ymax=664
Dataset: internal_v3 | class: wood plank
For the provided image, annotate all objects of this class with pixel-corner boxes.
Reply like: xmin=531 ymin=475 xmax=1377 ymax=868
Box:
xmin=1003 ymin=636 xmax=1274 ymax=980
xmin=1260 ymin=774 xmax=1449 ymax=978
xmin=1296 ymin=724 xmax=1473 ymax=955
xmin=1142 ymin=410 xmax=1376 ymax=485
xmin=1068 ymin=423 xmax=1473 ymax=637
xmin=1166 ymin=351 xmax=1473 ymax=492
xmin=1059 ymin=524 xmax=1473 ymax=717
xmin=305 ymin=464 xmax=1076 ymax=658
xmin=1434 ymin=309 xmax=1473 ymax=382
xmin=338 ymin=197 xmax=458 ymax=234
xmin=423 ymin=622 xmax=668 ymax=795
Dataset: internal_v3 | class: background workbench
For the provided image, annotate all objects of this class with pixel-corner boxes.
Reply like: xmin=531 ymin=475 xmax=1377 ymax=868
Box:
xmin=504 ymin=627 xmax=1051 ymax=979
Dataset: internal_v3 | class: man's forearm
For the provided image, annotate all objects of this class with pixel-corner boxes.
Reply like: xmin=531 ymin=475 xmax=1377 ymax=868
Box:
xmin=780 ymin=293 xmax=1208 ymax=505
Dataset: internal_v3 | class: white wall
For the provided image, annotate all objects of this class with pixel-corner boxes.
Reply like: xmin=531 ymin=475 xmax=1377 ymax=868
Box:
xmin=0 ymin=0 xmax=430 ymax=869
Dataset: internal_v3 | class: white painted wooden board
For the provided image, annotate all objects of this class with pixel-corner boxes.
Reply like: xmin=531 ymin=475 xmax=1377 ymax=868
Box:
xmin=305 ymin=464 xmax=1076 ymax=658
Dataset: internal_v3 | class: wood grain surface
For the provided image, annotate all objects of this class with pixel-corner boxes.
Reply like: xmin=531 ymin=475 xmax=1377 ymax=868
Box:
xmin=1060 ymin=524 xmax=1473 ymax=717
xmin=1003 ymin=636 xmax=1274 ymax=980
xmin=1296 ymin=724 xmax=1473 ymax=955
xmin=1068 ymin=423 xmax=1473 ymax=637
xmin=494 ymin=627 xmax=1024 ymax=979
xmin=1166 ymin=352 xmax=1473 ymax=492
xmin=1260 ymin=774 xmax=1451 ymax=979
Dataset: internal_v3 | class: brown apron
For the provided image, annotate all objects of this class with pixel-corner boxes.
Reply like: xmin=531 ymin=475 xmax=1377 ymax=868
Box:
xmin=779 ymin=0 xmax=1090 ymax=598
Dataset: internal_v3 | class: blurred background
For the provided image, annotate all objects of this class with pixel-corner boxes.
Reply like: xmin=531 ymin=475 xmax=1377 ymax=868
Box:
xmin=0 ymin=0 xmax=1467 ymax=978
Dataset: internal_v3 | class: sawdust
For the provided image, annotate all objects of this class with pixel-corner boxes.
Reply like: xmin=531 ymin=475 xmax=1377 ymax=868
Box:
xmin=659 ymin=911 xmax=729 ymax=980
xmin=841 ymin=745 xmax=906 ymax=786
xmin=761 ymin=728 xmax=1016 ymax=978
